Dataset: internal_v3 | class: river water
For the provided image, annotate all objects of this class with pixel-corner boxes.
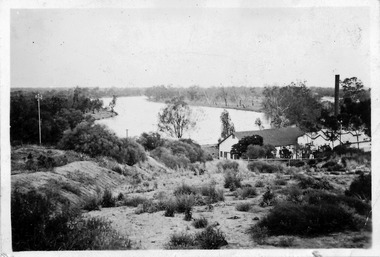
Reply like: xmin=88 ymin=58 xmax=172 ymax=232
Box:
xmin=96 ymin=96 xmax=269 ymax=145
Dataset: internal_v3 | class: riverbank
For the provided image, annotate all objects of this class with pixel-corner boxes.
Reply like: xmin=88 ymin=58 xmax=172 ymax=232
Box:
xmin=147 ymin=98 xmax=263 ymax=113
xmin=89 ymin=108 xmax=118 ymax=120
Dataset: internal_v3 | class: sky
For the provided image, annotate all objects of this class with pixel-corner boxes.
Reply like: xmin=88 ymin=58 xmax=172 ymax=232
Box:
xmin=11 ymin=7 xmax=371 ymax=88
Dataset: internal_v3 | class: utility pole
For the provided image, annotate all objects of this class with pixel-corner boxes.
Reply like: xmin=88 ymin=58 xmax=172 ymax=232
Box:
xmin=126 ymin=129 xmax=128 ymax=138
xmin=35 ymin=93 xmax=43 ymax=145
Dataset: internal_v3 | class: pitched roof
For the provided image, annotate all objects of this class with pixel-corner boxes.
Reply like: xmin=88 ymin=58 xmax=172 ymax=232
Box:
xmin=233 ymin=127 xmax=305 ymax=147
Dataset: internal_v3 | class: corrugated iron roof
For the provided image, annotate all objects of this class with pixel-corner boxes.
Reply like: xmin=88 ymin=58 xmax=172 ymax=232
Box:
xmin=233 ymin=127 xmax=305 ymax=146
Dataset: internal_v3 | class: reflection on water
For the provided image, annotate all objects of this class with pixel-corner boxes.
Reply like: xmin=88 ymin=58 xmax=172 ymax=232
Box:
xmin=97 ymin=96 xmax=269 ymax=145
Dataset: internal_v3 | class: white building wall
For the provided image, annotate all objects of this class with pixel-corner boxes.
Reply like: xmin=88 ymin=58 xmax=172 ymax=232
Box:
xmin=218 ymin=136 xmax=239 ymax=159
xmin=297 ymin=130 xmax=371 ymax=151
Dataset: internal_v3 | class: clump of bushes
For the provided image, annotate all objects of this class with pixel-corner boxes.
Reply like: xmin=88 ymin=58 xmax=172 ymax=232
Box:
xmin=217 ymin=160 xmax=239 ymax=172
xmin=322 ymin=161 xmax=345 ymax=171
xmin=193 ymin=217 xmax=208 ymax=229
xmin=150 ymin=139 xmax=211 ymax=169
xmin=174 ymin=183 xmax=198 ymax=196
xmin=247 ymin=161 xmax=284 ymax=173
xmin=236 ymin=186 xmax=257 ymax=199
xmin=120 ymin=196 xmax=149 ymax=207
xmin=295 ymin=174 xmax=334 ymax=190
xmin=199 ymin=184 xmax=225 ymax=203
xmin=236 ymin=202 xmax=251 ymax=212
xmin=223 ymin=170 xmax=242 ymax=191
xmin=58 ymin=121 xmax=146 ymax=166
xmin=175 ymin=194 xmax=195 ymax=213
xmin=194 ymin=226 xmax=228 ymax=249
xmin=345 ymin=173 xmax=371 ymax=201
xmin=287 ymin=159 xmax=305 ymax=167
xmin=11 ymin=188 xmax=131 ymax=251
xmin=166 ymin=227 xmax=228 ymax=249
xmin=250 ymin=201 xmax=360 ymax=237
xmin=165 ymin=233 xmax=196 ymax=249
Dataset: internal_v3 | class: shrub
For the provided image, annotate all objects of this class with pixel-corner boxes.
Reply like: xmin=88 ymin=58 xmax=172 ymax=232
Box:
xmin=248 ymin=225 xmax=269 ymax=244
xmin=58 ymin=121 xmax=146 ymax=165
xmin=224 ymin=170 xmax=242 ymax=190
xmin=247 ymin=161 xmax=283 ymax=173
xmin=304 ymin=190 xmax=371 ymax=216
xmin=117 ymin=192 xmax=124 ymax=201
xmin=345 ymin=173 xmax=371 ymax=201
xmin=175 ymin=194 xmax=195 ymax=213
xmin=238 ymin=187 xmax=257 ymax=199
xmin=193 ymin=217 xmax=208 ymax=229
xmin=174 ymin=183 xmax=198 ymax=196
xmin=194 ymin=226 xmax=228 ymax=249
xmin=37 ymin=154 xmax=56 ymax=169
xmin=83 ymin=196 xmax=101 ymax=211
xmin=236 ymin=202 xmax=251 ymax=212
xmin=199 ymin=184 xmax=225 ymax=203
xmin=121 ymin=196 xmax=149 ymax=207
xmin=274 ymin=178 xmax=287 ymax=186
xmin=260 ymin=188 xmax=276 ymax=207
xmin=287 ymin=160 xmax=305 ymax=167
xmin=164 ymin=199 xmax=176 ymax=217
xmin=255 ymin=180 xmax=265 ymax=187
xmin=11 ymin=188 xmax=131 ymax=251
xmin=165 ymin=233 xmax=196 ymax=249
xmin=101 ymin=189 xmax=116 ymax=208
xmin=137 ymin=132 xmax=164 ymax=151
xmin=296 ymin=174 xmax=334 ymax=190
xmin=151 ymin=147 xmax=190 ymax=169
xmin=255 ymin=201 xmax=359 ymax=236
xmin=135 ymin=199 xmax=160 ymax=214
xmin=184 ymin=209 xmax=193 ymax=221
xmin=217 ymin=160 xmax=239 ymax=172
xmin=322 ymin=161 xmax=345 ymax=171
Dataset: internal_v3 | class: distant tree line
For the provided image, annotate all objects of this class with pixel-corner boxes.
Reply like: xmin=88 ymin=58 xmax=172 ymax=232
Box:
xmin=11 ymin=87 xmax=144 ymax=98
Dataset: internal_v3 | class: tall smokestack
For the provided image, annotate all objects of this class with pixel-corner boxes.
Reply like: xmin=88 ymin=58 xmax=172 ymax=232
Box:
xmin=335 ymin=74 xmax=340 ymax=116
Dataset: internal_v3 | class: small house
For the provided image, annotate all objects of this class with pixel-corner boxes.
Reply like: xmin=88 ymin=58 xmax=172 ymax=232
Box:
xmin=218 ymin=127 xmax=305 ymax=159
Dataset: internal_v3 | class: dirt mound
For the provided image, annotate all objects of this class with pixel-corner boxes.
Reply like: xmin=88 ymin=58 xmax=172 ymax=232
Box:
xmin=12 ymin=161 xmax=127 ymax=206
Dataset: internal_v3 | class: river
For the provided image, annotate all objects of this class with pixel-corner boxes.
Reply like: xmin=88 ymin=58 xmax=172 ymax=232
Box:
xmin=96 ymin=96 xmax=269 ymax=145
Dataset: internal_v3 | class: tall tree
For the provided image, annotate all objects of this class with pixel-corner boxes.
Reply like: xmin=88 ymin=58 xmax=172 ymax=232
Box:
xmin=220 ymin=109 xmax=235 ymax=140
xmin=262 ymin=82 xmax=321 ymax=131
xmin=157 ymin=97 xmax=196 ymax=138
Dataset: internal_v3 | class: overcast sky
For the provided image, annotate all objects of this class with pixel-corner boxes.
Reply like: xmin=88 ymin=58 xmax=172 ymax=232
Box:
xmin=11 ymin=7 xmax=371 ymax=88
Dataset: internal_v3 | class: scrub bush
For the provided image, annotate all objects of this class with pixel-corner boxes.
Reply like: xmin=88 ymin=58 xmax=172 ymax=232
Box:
xmin=247 ymin=161 xmax=284 ymax=173
xmin=11 ymin=188 xmax=131 ymax=251
xmin=192 ymin=217 xmax=208 ymax=229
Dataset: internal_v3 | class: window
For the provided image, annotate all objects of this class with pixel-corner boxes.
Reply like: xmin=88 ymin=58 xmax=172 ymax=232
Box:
xmin=220 ymin=151 xmax=223 ymax=157
xmin=224 ymin=152 xmax=227 ymax=158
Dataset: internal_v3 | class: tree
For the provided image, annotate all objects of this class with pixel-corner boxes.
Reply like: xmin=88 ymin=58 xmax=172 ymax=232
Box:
xmin=255 ymin=118 xmax=264 ymax=130
xmin=230 ymin=135 xmax=263 ymax=158
xmin=109 ymin=95 xmax=117 ymax=113
xmin=220 ymin=109 xmax=235 ymax=140
xmin=262 ymin=82 xmax=321 ymax=131
xmin=341 ymin=77 xmax=365 ymax=102
xmin=157 ymin=97 xmax=195 ymax=138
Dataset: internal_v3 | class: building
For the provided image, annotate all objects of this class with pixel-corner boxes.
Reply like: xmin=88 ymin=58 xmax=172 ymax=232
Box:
xmin=218 ymin=127 xmax=305 ymax=159
xmin=297 ymin=129 xmax=371 ymax=152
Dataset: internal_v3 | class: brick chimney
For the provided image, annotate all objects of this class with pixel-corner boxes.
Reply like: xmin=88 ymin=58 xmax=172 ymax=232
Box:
xmin=335 ymin=74 xmax=340 ymax=116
